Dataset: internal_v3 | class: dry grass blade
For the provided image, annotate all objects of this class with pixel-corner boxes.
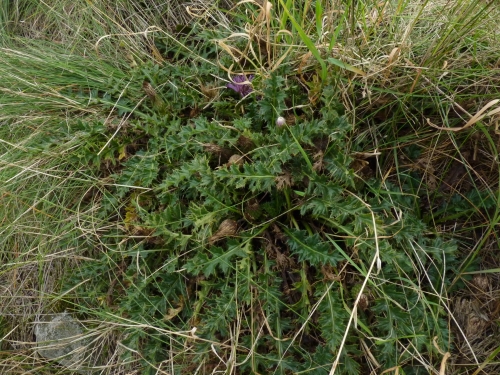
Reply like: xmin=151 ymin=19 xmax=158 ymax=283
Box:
xmin=426 ymin=99 xmax=500 ymax=132
xmin=329 ymin=202 xmax=381 ymax=375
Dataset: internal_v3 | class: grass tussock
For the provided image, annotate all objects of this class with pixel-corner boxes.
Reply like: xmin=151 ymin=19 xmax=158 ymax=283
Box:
xmin=1 ymin=0 xmax=500 ymax=374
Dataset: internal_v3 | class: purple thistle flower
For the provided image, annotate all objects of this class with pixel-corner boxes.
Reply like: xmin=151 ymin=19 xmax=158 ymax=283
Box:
xmin=227 ymin=74 xmax=254 ymax=98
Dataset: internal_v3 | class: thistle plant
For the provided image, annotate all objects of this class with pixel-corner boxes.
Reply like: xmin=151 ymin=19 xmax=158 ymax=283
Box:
xmin=2 ymin=1 xmax=499 ymax=375
xmin=63 ymin=67 xmax=459 ymax=374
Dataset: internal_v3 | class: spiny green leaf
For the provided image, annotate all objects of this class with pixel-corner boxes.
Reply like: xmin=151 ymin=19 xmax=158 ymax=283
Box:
xmin=185 ymin=239 xmax=250 ymax=277
xmin=315 ymin=285 xmax=349 ymax=352
xmin=215 ymin=162 xmax=280 ymax=192
xmin=283 ymin=228 xmax=342 ymax=266
xmin=116 ymin=152 xmax=159 ymax=188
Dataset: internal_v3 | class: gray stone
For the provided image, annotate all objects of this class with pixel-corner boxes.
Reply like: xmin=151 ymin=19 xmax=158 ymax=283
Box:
xmin=35 ymin=312 xmax=92 ymax=374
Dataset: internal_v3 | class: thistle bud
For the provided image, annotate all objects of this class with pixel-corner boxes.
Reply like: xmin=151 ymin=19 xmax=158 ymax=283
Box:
xmin=276 ymin=116 xmax=286 ymax=127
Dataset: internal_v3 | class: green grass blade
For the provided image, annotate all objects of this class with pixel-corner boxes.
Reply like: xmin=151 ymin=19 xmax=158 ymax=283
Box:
xmin=278 ymin=0 xmax=327 ymax=83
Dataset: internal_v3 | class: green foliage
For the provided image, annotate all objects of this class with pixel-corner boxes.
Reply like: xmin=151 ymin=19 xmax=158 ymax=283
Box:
xmin=61 ymin=65 xmax=461 ymax=373
xmin=285 ymin=228 xmax=343 ymax=266
xmin=259 ymin=73 xmax=287 ymax=122
xmin=0 ymin=19 xmax=457 ymax=373
xmin=185 ymin=239 xmax=250 ymax=277
xmin=3 ymin=1 xmax=500 ymax=374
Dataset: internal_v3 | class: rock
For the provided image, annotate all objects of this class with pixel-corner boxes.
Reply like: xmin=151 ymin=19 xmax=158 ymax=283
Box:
xmin=35 ymin=312 xmax=92 ymax=374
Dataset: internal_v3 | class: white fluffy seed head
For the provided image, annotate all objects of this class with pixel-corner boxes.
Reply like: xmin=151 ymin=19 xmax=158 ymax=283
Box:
xmin=276 ymin=116 xmax=286 ymax=127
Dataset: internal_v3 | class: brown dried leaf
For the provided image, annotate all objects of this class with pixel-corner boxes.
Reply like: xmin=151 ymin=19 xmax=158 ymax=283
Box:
xmin=142 ymin=81 xmax=157 ymax=101
xmin=203 ymin=143 xmax=223 ymax=154
xmin=164 ymin=297 xmax=184 ymax=321
xmin=276 ymin=251 xmax=295 ymax=270
xmin=237 ymin=135 xmax=255 ymax=151
xmin=227 ymin=154 xmax=244 ymax=167
xmin=321 ymin=265 xmax=341 ymax=282
xmin=358 ymin=293 xmax=370 ymax=311
xmin=143 ymin=81 xmax=165 ymax=110
xmin=313 ymin=150 xmax=324 ymax=172
xmin=472 ymin=274 xmax=490 ymax=292
xmin=275 ymin=171 xmax=292 ymax=190
xmin=209 ymin=219 xmax=238 ymax=245
xmin=271 ymin=223 xmax=286 ymax=242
